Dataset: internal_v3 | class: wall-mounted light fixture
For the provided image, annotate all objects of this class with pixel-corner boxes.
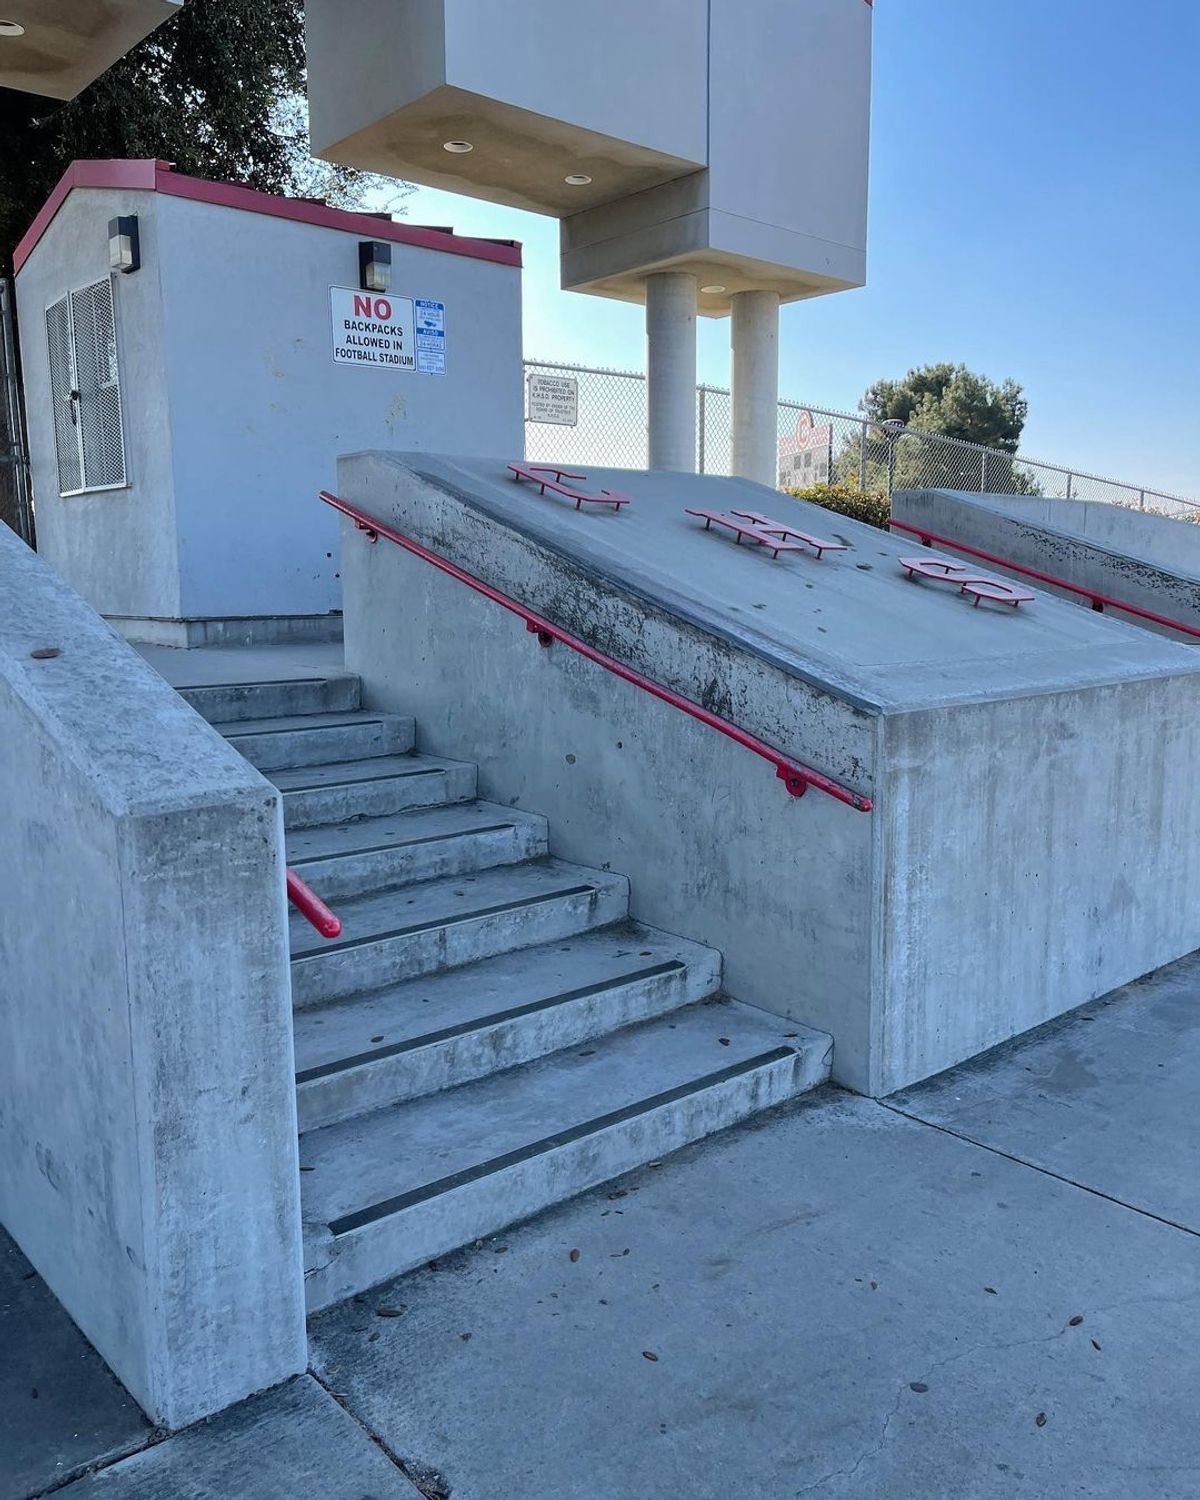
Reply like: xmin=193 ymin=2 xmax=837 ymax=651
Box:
xmin=108 ymin=216 xmax=140 ymax=274
xmin=358 ymin=240 xmax=392 ymax=293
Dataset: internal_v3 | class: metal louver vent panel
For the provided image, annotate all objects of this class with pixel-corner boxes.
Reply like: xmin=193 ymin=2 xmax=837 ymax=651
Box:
xmin=69 ymin=279 xmax=126 ymax=490
xmin=45 ymin=278 xmax=126 ymax=495
xmin=45 ymin=294 xmax=82 ymax=496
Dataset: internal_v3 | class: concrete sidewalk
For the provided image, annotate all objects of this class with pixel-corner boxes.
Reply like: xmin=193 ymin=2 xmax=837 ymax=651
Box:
xmin=5 ymin=952 xmax=1198 ymax=1499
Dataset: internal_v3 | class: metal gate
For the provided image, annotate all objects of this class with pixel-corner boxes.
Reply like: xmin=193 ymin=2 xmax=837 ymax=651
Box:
xmin=0 ymin=277 xmax=33 ymax=544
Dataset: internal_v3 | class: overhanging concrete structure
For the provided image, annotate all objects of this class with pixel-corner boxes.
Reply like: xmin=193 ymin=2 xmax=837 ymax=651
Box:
xmin=892 ymin=489 xmax=1200 ymax=642
xmin=306 ymin=0 xmax=873 ymax=481
xmin=0 ymin=0 xmax=182 ymax=99
xmin=334 ymin=455 xmax=1200 ymax=1095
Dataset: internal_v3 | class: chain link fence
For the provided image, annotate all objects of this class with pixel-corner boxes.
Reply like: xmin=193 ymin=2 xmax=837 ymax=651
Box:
xmin=525 ymin=359 xmax=1199 ymax=520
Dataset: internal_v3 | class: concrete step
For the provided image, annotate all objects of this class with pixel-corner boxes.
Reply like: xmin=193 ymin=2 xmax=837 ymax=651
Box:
xmin=293 ymin=923 xmax=723 ymax=1129
xmin=284 ymin=801 xmax=549 ymax=903
xmin=214 ymin=710 xmax=415 ymax=772
xmin=180 ymin=674 xmax=360 ymax=725
xmin=272 ymin=754 xmax=477 ymax=830
xmin=289 ymin=859 xmax=631 ymax=1007
xmin=299 ymin=1000 xmax=831 ymax=1310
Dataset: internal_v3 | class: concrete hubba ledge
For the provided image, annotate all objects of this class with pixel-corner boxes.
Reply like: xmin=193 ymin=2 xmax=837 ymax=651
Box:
xmin=335 ymin=453 xmax=1200 ymax=1096
xmin=891 ymin=488 xmax=1200 ymax=640
xmin=0 ymin=523 xmax=305 ymax=1428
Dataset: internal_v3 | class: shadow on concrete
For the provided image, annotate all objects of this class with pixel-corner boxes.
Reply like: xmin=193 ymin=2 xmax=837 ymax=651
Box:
xmin=890 ymin=948 xmax=1200 ymax=1232
xmin=308 ymin=1076 xmax=1200 ymax=1496
xmin=6 ymin=952 xmax=1199 ymax=1498
xmin=0 ymin=1230 xmax=149 ymax=1500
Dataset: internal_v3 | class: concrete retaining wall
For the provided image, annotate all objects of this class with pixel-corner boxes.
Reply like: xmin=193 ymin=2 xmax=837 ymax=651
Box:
xmin=0 ymin=523 xmax=305 ymax=1427
xmin=340 ymin=456 xmax=879 ymax=1088
xmin=339 ymin=456 xmax=1200 ymax=1095
xmin=892 ymin=489 xmax=1200 ymax=639
xmin=878 ymin=679 xmax=1200 ymax=1088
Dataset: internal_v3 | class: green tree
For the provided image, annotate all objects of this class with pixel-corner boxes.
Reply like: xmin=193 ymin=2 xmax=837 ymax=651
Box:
xmin=861 ymin=362 xmax=1028 ymax=453
xmin=829 ymin=363 xmax=1040 ymax=498
xmin=0 ymin=0 xmax=408 ymax=270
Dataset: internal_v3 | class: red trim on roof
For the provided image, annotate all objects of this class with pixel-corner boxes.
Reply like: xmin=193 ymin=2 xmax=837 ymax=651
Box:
xmin=13 ymin=159 xmax=523 ymax=274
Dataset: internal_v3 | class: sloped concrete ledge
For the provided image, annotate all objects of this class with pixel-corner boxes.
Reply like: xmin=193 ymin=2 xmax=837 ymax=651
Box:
xmin=891 ymin=488 xmax=1200 ymax=638
xmin=336 ymin=455 xmax=1200 ymax=1095
xmin=0 ymin=524 xmax=306 ymax=1428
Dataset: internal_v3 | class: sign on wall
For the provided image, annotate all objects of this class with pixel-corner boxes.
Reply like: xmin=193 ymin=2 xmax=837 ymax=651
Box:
xmin=778 ymin=409 xmax=833 ymax=489
xmin=526 ymin=372 xmax=578 ymax=426
xmin=330 ymin=287 xmax=415 ymax=369
xmin=415 ymin=298 xmax=446 ymax=375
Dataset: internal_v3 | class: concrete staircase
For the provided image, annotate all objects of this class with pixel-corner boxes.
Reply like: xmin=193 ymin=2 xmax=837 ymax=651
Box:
xmin=183 ymin=670 xmax=832 ymax=1312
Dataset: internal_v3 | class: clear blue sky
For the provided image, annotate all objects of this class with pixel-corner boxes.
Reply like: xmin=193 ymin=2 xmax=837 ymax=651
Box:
xmin=384 ymin=0 xmax=1200 ymax=497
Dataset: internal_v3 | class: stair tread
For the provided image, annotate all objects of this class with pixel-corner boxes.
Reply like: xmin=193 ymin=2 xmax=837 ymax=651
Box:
xmin=299 ymin=1000 xmax=816 ymax=1230
xmin=180 ymin=672 xmax=358 ymax=693
xmin=289 ymin=857 xmax=628 ymax=959
xmin=270 ymin=752 xmax=466 ymax=793
xmin=293 ymin=922 xmax=718 ymax=1079
xmin=285 ymin=800 xmax=546 ymax=866
xmin=214 ymin=709 xmax=411 ymax=738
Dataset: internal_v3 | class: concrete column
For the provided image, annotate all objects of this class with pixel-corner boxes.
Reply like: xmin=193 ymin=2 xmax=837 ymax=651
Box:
xmin=731 ymin=290 xmax=781 ymax=487
xmin=645 ymin=271 xmax=697 ymax=472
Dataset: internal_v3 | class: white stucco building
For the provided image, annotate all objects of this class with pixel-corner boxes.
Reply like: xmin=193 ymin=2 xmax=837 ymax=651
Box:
xmin=14 ymin=160 xmax=523 ymax=643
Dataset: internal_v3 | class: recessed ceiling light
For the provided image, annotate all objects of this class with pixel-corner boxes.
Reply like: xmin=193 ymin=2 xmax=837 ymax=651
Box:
xmin=700 ymin=284 xmax=727 ymax=294
xmin=564 ymin=173 xmax=592 ymax=186
xmin=442 ymin=140 xmax=474 ymax=154
xmin=0 ymin=19 xmax=26 ymax=35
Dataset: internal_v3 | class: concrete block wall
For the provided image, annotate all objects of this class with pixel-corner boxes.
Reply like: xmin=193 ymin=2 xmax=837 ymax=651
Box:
xmin=0 ymin=523 xmax=305 ymax=1427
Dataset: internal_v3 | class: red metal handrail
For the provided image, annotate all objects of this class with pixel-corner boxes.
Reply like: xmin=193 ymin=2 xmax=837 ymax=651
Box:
xmin=286 ymin=868 xmax=342 ymax=938
xmin=320 ymin=490 xmax=872 ymax=811
xmin=888 ymin=519 xmax=1200 ymax=640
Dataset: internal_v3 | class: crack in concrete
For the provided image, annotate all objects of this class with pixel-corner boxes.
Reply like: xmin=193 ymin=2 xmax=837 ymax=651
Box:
xmin=308 ymin=1363 xmax=451 ymax=1499
xmin=794 ymin=1382 xmax=907 ymax=1496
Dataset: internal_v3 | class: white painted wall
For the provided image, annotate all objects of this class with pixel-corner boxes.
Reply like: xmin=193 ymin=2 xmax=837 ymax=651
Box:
xmin=16 ymin=183 xmax=523 ymax=629
xmin=15 ymin=189 xmax=183 ymax=620
xmin=154 ymin=194 xmax=523 ymax=619
xmin=440 ymin=0 xmax=707 ymax=165
xmin=708 ymin=0 xmax=871 ymax=256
